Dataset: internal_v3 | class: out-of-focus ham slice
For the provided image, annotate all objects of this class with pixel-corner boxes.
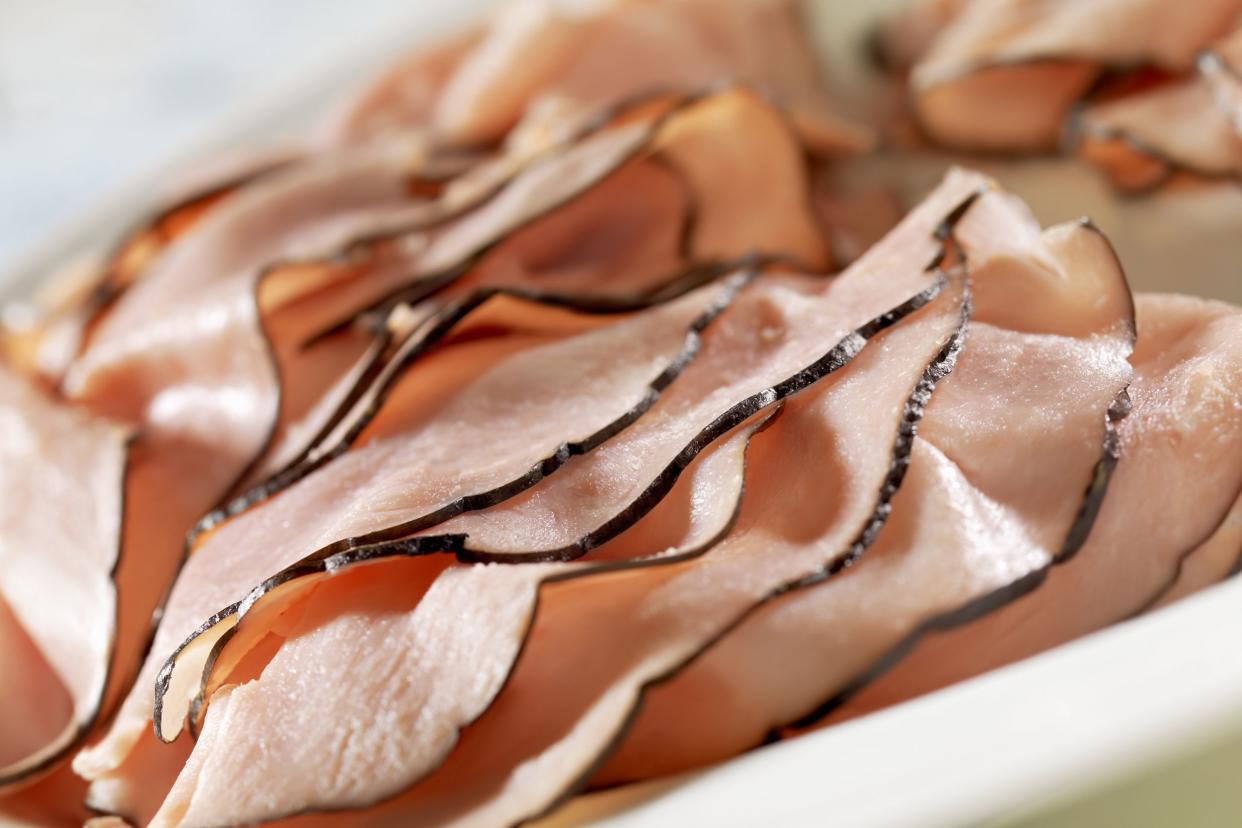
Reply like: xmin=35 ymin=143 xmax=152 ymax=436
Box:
xmin=1076 ymin=77 xmax=1242 ymax=191
xmin=328 ymin=0 xmax=871 ymax=156
xmin=319 ymin=24 xmax=485 ymax=147
xmin=595 ymin=204 xmax=1135 ymax=782
xmin=0 ymin=368 xmax=129 ymax=787
xmin=0 ymin=158 xmax=289 ymax=386
xmin=0 ymin=766 xmax=91 ymax=828
xmin=145 ymin=408 xmax=777 ymax=828
xmin=805 ymin=293 xmax=1237 ymax=723
xmin=910 ymin=0 xmax=1242 ymax=151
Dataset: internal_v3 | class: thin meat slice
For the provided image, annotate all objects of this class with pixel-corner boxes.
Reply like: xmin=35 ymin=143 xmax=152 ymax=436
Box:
xmin=804 ymin=293 xmax=1239 ymax=724
xmin=911 ymin=0 xmax=1242 ymax=151
xmin=595 ymin=209 xmax=1135 ymax=783
xmin=1076 ymin=77 xmax=1242 ymax=191
xmin=76 ymin=278 xmax=743 ymax=810
xmin=152 ymin=275 xmax=747 ymax=743
xmin=309 ymin=87 xmax=831 ymax=342
xmin=0 ymin=368 xmax=129 ymax=787
xmin=146 ymin=409 xmax=776 ymax=828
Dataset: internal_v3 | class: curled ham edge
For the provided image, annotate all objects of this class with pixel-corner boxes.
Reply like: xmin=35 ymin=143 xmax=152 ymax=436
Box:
xmin=1 ymin=157 xmax=292 ymax=384
xmin=905 ymin=0 xmax=1242 ymax=152
xmin=0 ymin=370 xmax=130 ymax=789
xmin=133 ymin=173 xmax=968 ymax=824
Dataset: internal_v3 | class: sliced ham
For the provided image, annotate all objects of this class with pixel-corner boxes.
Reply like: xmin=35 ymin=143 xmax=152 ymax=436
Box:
xmin=0 ymin=367 xmax=129 ymax=787
xmin=1200 ymin=29 xmax=1242 ymax=136
xmin=805 ymin=292 xmax=1239 ymax=723
xmin=133 ymin=171 xmax=985 ymax=827
xmin=75 ymin=274 xmax=747 ymax=814
xmin=595 ymin=206 xmax=1135 ymax=783
xmin=910 ymin=0 xmax=1242 ymax=151
xmin=150 ymin=168 xmax=986 ymax=753
xmin=328 ymin=0 xmax=871 ymax=156
xmin=146 ymin=408 xmax=777 ymax=828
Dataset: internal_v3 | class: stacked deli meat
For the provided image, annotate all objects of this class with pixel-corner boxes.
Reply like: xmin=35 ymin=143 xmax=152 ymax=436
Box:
xmin=1 ymin=1 xmax=1241 ymax=826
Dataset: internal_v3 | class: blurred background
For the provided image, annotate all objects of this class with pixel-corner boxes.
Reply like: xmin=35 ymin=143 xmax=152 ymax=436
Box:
xmin=0 ymin=0 xmax=448 ymax=267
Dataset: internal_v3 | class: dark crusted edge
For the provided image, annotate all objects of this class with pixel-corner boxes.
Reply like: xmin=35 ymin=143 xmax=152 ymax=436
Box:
xmin=0 ymin=425 xmax=134 ymax=790
xmin=152 ymin=263 xmax=759 ymax=741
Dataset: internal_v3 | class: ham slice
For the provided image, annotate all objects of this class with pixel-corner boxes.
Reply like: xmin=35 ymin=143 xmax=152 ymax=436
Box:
xmin=151 ymin=168 xmax=987 ymax=751
xmin=1076 ymin=74 xmax=1242 ymax=191
xmin=910 ymin=0 xmax=1242 ymax=151
xmin=0 ymin=367 xmax=129 ymax=787
xmin=1201 ymin=29 xmax=1242 ymax=136
xmin=0 ymin=159 xmax=288 ymax=386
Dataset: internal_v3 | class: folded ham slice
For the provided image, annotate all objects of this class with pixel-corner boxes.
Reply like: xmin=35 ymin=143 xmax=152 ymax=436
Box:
xmin=1076 ymin=72 xmax=1242 ymax=190
xmin=909 ymin=0 xmax=1242 ymax=151
xmin=0 ymin=368 xmax=129 ymax=787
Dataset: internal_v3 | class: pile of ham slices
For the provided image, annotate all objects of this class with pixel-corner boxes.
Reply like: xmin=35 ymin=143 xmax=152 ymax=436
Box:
xmin=2 ymin=1 xmax=1241 ymax=826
